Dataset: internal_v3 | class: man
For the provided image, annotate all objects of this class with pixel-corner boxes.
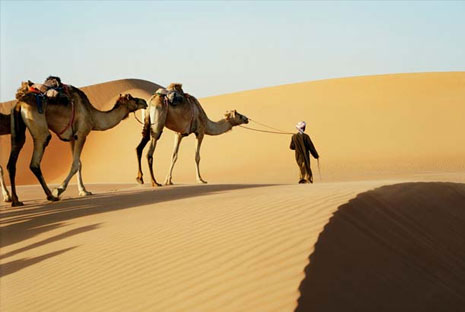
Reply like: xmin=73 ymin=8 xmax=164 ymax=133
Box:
xmin=290 ymin=121 xmax=319 ymax=184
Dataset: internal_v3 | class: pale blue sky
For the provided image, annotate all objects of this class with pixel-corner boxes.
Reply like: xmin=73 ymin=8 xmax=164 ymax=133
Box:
xmin=1 ymin=1 xmax=464 ymax=101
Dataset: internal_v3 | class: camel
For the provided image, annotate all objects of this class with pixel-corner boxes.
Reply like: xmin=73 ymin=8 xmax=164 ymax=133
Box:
xmin=0 ymin=112 xmax=12 ymax=202
xmin=8 ymin=77 xmax=147 ymax=206
xmin=135 ymin=83 xmax=248 ymax=186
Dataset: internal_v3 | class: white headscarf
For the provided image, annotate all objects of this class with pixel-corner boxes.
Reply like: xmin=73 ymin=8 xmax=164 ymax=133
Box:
xmin=296 ymin=121 xmax=306 ymax=134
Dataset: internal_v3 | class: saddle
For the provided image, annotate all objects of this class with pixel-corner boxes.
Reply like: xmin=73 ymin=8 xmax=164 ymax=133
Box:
xmin=26 ymin=76 xmax=71 ymax=114
xmin=155 ymin=84 xmax=197 ymax=134
xmin=155 ymin=87 xmax=185 ymax=106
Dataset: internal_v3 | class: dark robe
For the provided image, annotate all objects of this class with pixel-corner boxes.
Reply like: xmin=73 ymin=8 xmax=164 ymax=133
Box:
xmin=290 ymin=132 xmax=319 ymax=182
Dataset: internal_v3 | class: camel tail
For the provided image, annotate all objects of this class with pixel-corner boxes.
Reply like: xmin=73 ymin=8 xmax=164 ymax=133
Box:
xmin=10 ymin=104 xmax=26 ymax=145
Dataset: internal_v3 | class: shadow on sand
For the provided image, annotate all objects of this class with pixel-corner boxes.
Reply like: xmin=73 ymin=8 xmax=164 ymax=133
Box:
xmin=0 ymin=184 xmax=272 ymax=277
xmin=1 ymin=247 xmax=77 ymax=277
xmin=295 ymin=182 xmax=465 ymax=312
xmin=1 ymin=184 xmax=272 ymax=249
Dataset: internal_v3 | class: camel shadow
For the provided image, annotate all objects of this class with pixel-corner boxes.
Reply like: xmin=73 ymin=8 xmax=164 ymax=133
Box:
xmin=295 ymin=182 xmax=465 ymax=312
xmin=1 ymin=184 xmax=272 ymax=249
xmin=1 ymin=247 xmax=77 ymax=277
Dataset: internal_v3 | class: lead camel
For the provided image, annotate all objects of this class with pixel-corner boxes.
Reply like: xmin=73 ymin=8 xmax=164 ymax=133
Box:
xmin=8 ymin=77 xmax=147 ymax=206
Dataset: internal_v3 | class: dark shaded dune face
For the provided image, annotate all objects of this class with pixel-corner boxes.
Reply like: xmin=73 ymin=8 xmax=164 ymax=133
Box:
xmin=296 ymin=182 xmax=465 ymax=312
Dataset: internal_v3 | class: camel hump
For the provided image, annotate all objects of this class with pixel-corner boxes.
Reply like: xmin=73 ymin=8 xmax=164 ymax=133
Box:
xmin=166 ymin=83 xmax=183 ymax=93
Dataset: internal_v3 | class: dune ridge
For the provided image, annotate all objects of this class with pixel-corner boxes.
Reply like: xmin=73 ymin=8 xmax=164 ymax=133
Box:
xmin=296 ymin=182 xmax=465 ymax=312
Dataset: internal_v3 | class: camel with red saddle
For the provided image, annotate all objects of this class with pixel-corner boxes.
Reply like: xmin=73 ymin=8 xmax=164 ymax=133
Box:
xmin=8 ymin=77 xmax=147 ymax=206
xmin=135 ymin=83 xmax=249 ymax=186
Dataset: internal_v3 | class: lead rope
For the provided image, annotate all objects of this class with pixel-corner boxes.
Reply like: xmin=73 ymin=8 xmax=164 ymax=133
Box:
xmin=134 ymin=111 xmax=144 ymax=125
xmin=239 ymin=118 xmax=294 ymax=135
xmin=238 ymin=125 xmax=294 ymax=135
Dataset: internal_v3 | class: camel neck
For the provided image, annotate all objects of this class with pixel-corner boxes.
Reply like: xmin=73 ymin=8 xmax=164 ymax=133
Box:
xmin=205 ymin=118 xmax=233 ymax=136
xmin=90 ymin=103 xmax=129 ymax=131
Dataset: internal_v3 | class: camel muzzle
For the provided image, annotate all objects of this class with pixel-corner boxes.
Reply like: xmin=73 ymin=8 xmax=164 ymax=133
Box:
xmin=139 ymin=100 xmax=148 ymax=110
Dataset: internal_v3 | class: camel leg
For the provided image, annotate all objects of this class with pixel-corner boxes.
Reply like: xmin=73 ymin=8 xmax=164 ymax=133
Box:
xmin=195 ymin=134 xmax=207 ymax=184
xmin=146 ymin=104 xmax=167 ymax=187
xmin=30 ymin=134 xmax=58 ymax=201
xmin=164 ymin=133 xmax=183 ymax=185
xmin=0 ymin=166 xmax=11 ymax=202
xmin=147 ymin=136 xmax=162 ymax=187
xmin=7 ymin=107 xmax=26 ymax=206
xmin=136 ymin=133 xmax=150 ymax=184
xmin=53 ymin=136 xmax=87 ymax=198
xmin=67 ymin=139 xmax=92 ymax=196
xmin=18 ymin=107 xmax=58 ymax=202
xmin=77 ymin=161 xmax=92 ymax=196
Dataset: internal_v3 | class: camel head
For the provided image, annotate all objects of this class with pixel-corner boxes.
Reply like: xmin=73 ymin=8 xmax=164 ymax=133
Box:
xmin=224 ymin=110 xmax=249 ymax=126
xmin=117 ymin=94 xmax=148 ymax=113
xmin=15 ymin=81 xmax=34 ymax=100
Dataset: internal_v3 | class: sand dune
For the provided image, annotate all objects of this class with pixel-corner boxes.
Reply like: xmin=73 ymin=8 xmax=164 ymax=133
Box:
xmin=296 ymin=182 xmax=465 ymax=312
xmin=1 ymin=73 xmax=465 ymax=311
xmin=1 ymin=72 xmax=464 ymax=187
xmin=1 ymin=181 xmax=464 ymax=311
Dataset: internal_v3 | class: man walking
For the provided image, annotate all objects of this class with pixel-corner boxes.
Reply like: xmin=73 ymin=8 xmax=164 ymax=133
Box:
xmin=290 ymin=121 xmax=319 ymax=184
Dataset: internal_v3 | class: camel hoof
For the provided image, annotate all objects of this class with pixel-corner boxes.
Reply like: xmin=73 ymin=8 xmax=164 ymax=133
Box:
xmin=47 ymin=195 xmax=60 ymax=202
xmin=151 ymin=181 xmax=162 ymax=187
xmin=79 ymin=191 xmax=93 ymax=197
xmin=52 ymin=188 xmax=62 ymax=198
xmin=3 ymin=196 xmax=12 ymax=203
xmin=136 ymin=177 xmax=144 ymax=185
xmin=12 ymin=201 xmax=24 ymax=207
xmin=164 ymin=180 xmax=173 ymax=186
xmin=197 ymin=180 xmax=208 ymax=184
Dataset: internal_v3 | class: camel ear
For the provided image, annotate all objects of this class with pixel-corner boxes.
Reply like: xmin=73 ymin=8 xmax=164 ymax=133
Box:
xmin=125 ymin=94 xmax=131 ymax=100
xmin=224 ymin=110 xmax=231 ymax=118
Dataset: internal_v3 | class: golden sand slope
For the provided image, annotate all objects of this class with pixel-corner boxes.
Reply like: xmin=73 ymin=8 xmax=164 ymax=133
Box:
xmin=197 ymin=71 xmax=465 ymax=183
xmin=1 ymin=181 xmax=464 ymax=311
xmin=1 ymin=72 xmax=464 ymax=187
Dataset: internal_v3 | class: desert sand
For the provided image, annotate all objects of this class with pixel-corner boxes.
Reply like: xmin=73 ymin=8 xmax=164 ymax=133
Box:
xmin=1 ymin=72 xmax=465 ymax=311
